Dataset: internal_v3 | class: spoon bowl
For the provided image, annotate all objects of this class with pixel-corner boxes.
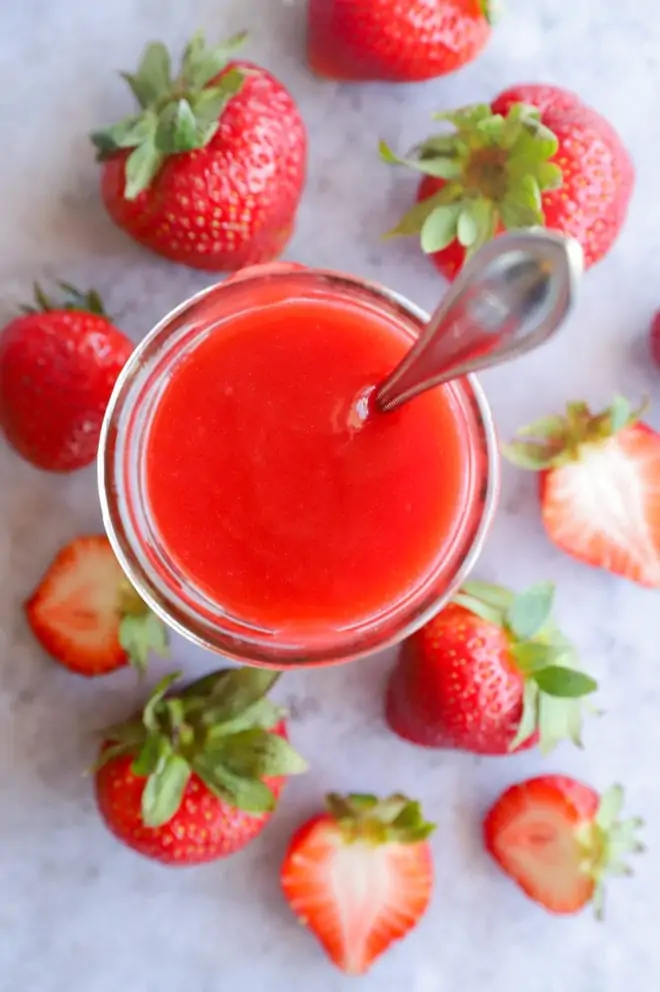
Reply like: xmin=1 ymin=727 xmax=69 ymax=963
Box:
xmin=376 ymin=230 xmax=584 ymax=413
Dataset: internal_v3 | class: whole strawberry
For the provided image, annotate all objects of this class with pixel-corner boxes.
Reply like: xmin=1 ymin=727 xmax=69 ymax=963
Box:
xmin=504 ymin=395 xmax=660 ymax=587
xmin=26 ymin=535 xmax=168 ymax=677
xmin=386 ymin=580 xmax=597 ymax=755
xmin=94 ymin=668 xmax=307 ymax=865
xmin=307 ymin=0 xmax=493 ymax=82
xmin=0 ymin=283 xmax=132 ymax=471
xmin=382 ymin=85 xmax=633 ymax=280
xmin=281 ymin=792 xmax=434 ymax=974
xmin=91 ymin=32 xmax=307 ymax=271
xmin=484 ymin=776 xmax=644 ymax=916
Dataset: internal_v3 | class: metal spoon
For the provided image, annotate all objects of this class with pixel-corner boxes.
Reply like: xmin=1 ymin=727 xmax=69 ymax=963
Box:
xmin=375 ymin=230 xmax=584 ymax=413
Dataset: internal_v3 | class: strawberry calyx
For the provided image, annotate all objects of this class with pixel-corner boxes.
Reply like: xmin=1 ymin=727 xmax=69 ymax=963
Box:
xmin=577 ymin=785 xmax=645 ymax=919
xmin=97 ymin=668 xmax=307 ymax=828
xmin=325 ymin=793 xmax=435 ymax=845
xmin=20 ymin=281 xmax=108 ymax=317
xmin=503 ymin=394 xmax=649 ymax=470
xmin=90 ymin=31 xmax=248 ymax=200
xmin=380 ymin=101 xmax=562 ymax=258
xmin=116 ymin=580 xmax=169 ymax=674
xmin=453 ymin=580 xmax=598 ymax=753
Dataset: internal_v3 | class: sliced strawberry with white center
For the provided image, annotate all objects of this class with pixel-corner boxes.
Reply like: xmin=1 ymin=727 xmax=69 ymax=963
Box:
xmin=484 ymin=775 xmax=644 ymax=916
xmin=281 ymin=793 xmax=434 ymax=975
xmin=504 ymin=396 xmax=660 ymax=587
xmin=25 ymin=535 xmax=168 ymax=676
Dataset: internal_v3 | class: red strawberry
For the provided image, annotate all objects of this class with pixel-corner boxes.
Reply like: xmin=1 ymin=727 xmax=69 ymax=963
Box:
xmin=386 ymin=580 xmax=598 ymax=755
xmin=0 ymin=283 xmax=132 ymax=471
xmin=504 ymin=395 xmax=660 ymax=587
xmin=281 ymin=793 xmax=434 ymax=974
xmin=25 ymin=535 xmax=168 ymax=676
xmin=307 ymin=0 xmax=493 ymax=83
xmin=91 ymin=32 xmax=307 ymax=271
xmin=650 ymin=310 xmax=660 ymax=368
xmin=95 ymin=668 xmax=307 ymax=865
xmin=382 ymin=84 xmax=633 ymax=280
xmin=484 ymin=776 xmax=644 ymax=916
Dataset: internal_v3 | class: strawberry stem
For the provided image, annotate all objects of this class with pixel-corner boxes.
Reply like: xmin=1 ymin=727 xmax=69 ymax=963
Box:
xmin=19 ymin=282 xmax=108 ymax=317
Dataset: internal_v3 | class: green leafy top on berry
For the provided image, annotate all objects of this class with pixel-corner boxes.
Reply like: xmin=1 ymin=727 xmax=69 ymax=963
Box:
xmin=90 ymin=31 xmax=248 ymax=200
xmin=20 ymin=281 xmax=107 ymax=317
xmin=325 ymin=793 xmax=436 ymax=845
xmin=502 ymin=394 xmax=648 ymax=470
xmin=578 ymin=785 xmax=645 ymax=920
xmin=98 ymin=668 xmax=307 ymax=827
xmin=116 ymin=580 xmax=169 ymax=675
xmin=453 ymin=580 xmax=598 ymax=754
xmin=380 ymin=101 xmax=562 ymax=258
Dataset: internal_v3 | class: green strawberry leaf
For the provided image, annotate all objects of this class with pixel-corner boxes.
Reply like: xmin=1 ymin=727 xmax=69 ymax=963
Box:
xmin=181 ymin=30 xmax=247 ymax=89
xmin=389 ymin=798 xmax=436 ymax=842
xmin=124 ymin=136 xmax=164 ymax=200
xmin=500 ymin=175 xmax=544 ymax=229
xmin=514 ymin=414 xmax=565 ymax=438
xmin=192 ymin=68 xmax=244 ymax=128
xmin=141 ymin=750 xmax=190 ymax=827
xmin=420 ymin=204 xmax=462 ymax=253
xmin=460 ymin=580 xmax=513 ymax=610
xmin=204 ymin=698 xmax=284 ymax=737
xmin=90 ymin=112 xmax=157 ymax=159
xmin=500 ymin=440 xmax=559 ymax=469
xmin=193 ymin=757 xmax=276 ymax=813
xmin=369 ymin=794 xmax=410 ymax=824
xmin=536 ymin=161 xmax=563 ymax=190
xmin=596 ymin=785 xmax=625 ymax=830
xmin=452 ymin=591 xmax=503 ymax=626
xmin=432 ymin=104 xmax=493 ymax=128
xmin=142 ymin=671 xmax=181 ymax=730
xmin=212 ymin=728 xmax=308 ymax=778
xmin=506 ymin=582 xmax=555 ymax=640
xmin=183 ymin=668 xmax=280 ymax=719
xmin=416 ymin=134 xmax=463 ymax=158
xmin=131 ymin=729 xmax=163 ymax=777
xmin=456 ymin=205 xmax=480 ymax=247
xmin=121 ymin=41 xmax=172 ymax=108
xmin=511 ymin=641 xmax=567 ymax=673
xmin=155 ymin=99 xmax=200 ymax=154
xmin=533 ymin=666 xmax=598 ymax=698
xmin=608 ymin=394 xmax=633 ymax=433
xmin=462 ymin=198 xmax=496 ymax=255
xmin=508 ymin=679 xmax=539 ymax=752
xmin=383 ymin=196 xmax=443 ymax=239
xmin=536 ymin=693 xmax=583 ymax=754
xmin=119 ymin=611 xmax=169 ymax=674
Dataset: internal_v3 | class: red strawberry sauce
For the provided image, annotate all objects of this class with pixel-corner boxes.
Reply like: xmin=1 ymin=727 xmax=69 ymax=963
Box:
xmin=145 ymin=286 xmax=473 ymax=633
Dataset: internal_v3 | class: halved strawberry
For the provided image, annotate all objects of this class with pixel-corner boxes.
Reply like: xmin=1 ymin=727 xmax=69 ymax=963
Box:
xmin=484 ymin=776 xmax=644 ymax=916
xmin=25 ymin=535 xmax=168 ymax=676
xmin=281 ymin=793 xmax=435 ymax=975
xmin=504 ymin=395 xmax=660 ymax=587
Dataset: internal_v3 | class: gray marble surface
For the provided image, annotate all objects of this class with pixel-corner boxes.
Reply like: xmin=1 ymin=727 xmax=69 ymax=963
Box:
xmin=2 ymin=0 xmax=660 ymax=989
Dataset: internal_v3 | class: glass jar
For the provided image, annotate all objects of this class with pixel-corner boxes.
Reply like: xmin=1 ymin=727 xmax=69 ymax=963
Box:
xmin=98 ymin=263 xmax=499 ymax=668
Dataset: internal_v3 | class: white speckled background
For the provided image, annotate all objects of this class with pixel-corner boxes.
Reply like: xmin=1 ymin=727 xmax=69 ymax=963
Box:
xmin=2 ymin=1 xmax=659 ymax=989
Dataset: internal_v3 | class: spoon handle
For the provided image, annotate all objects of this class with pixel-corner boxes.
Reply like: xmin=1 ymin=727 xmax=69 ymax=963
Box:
xmin=376 ymin=231 xmax=584 ymax=413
